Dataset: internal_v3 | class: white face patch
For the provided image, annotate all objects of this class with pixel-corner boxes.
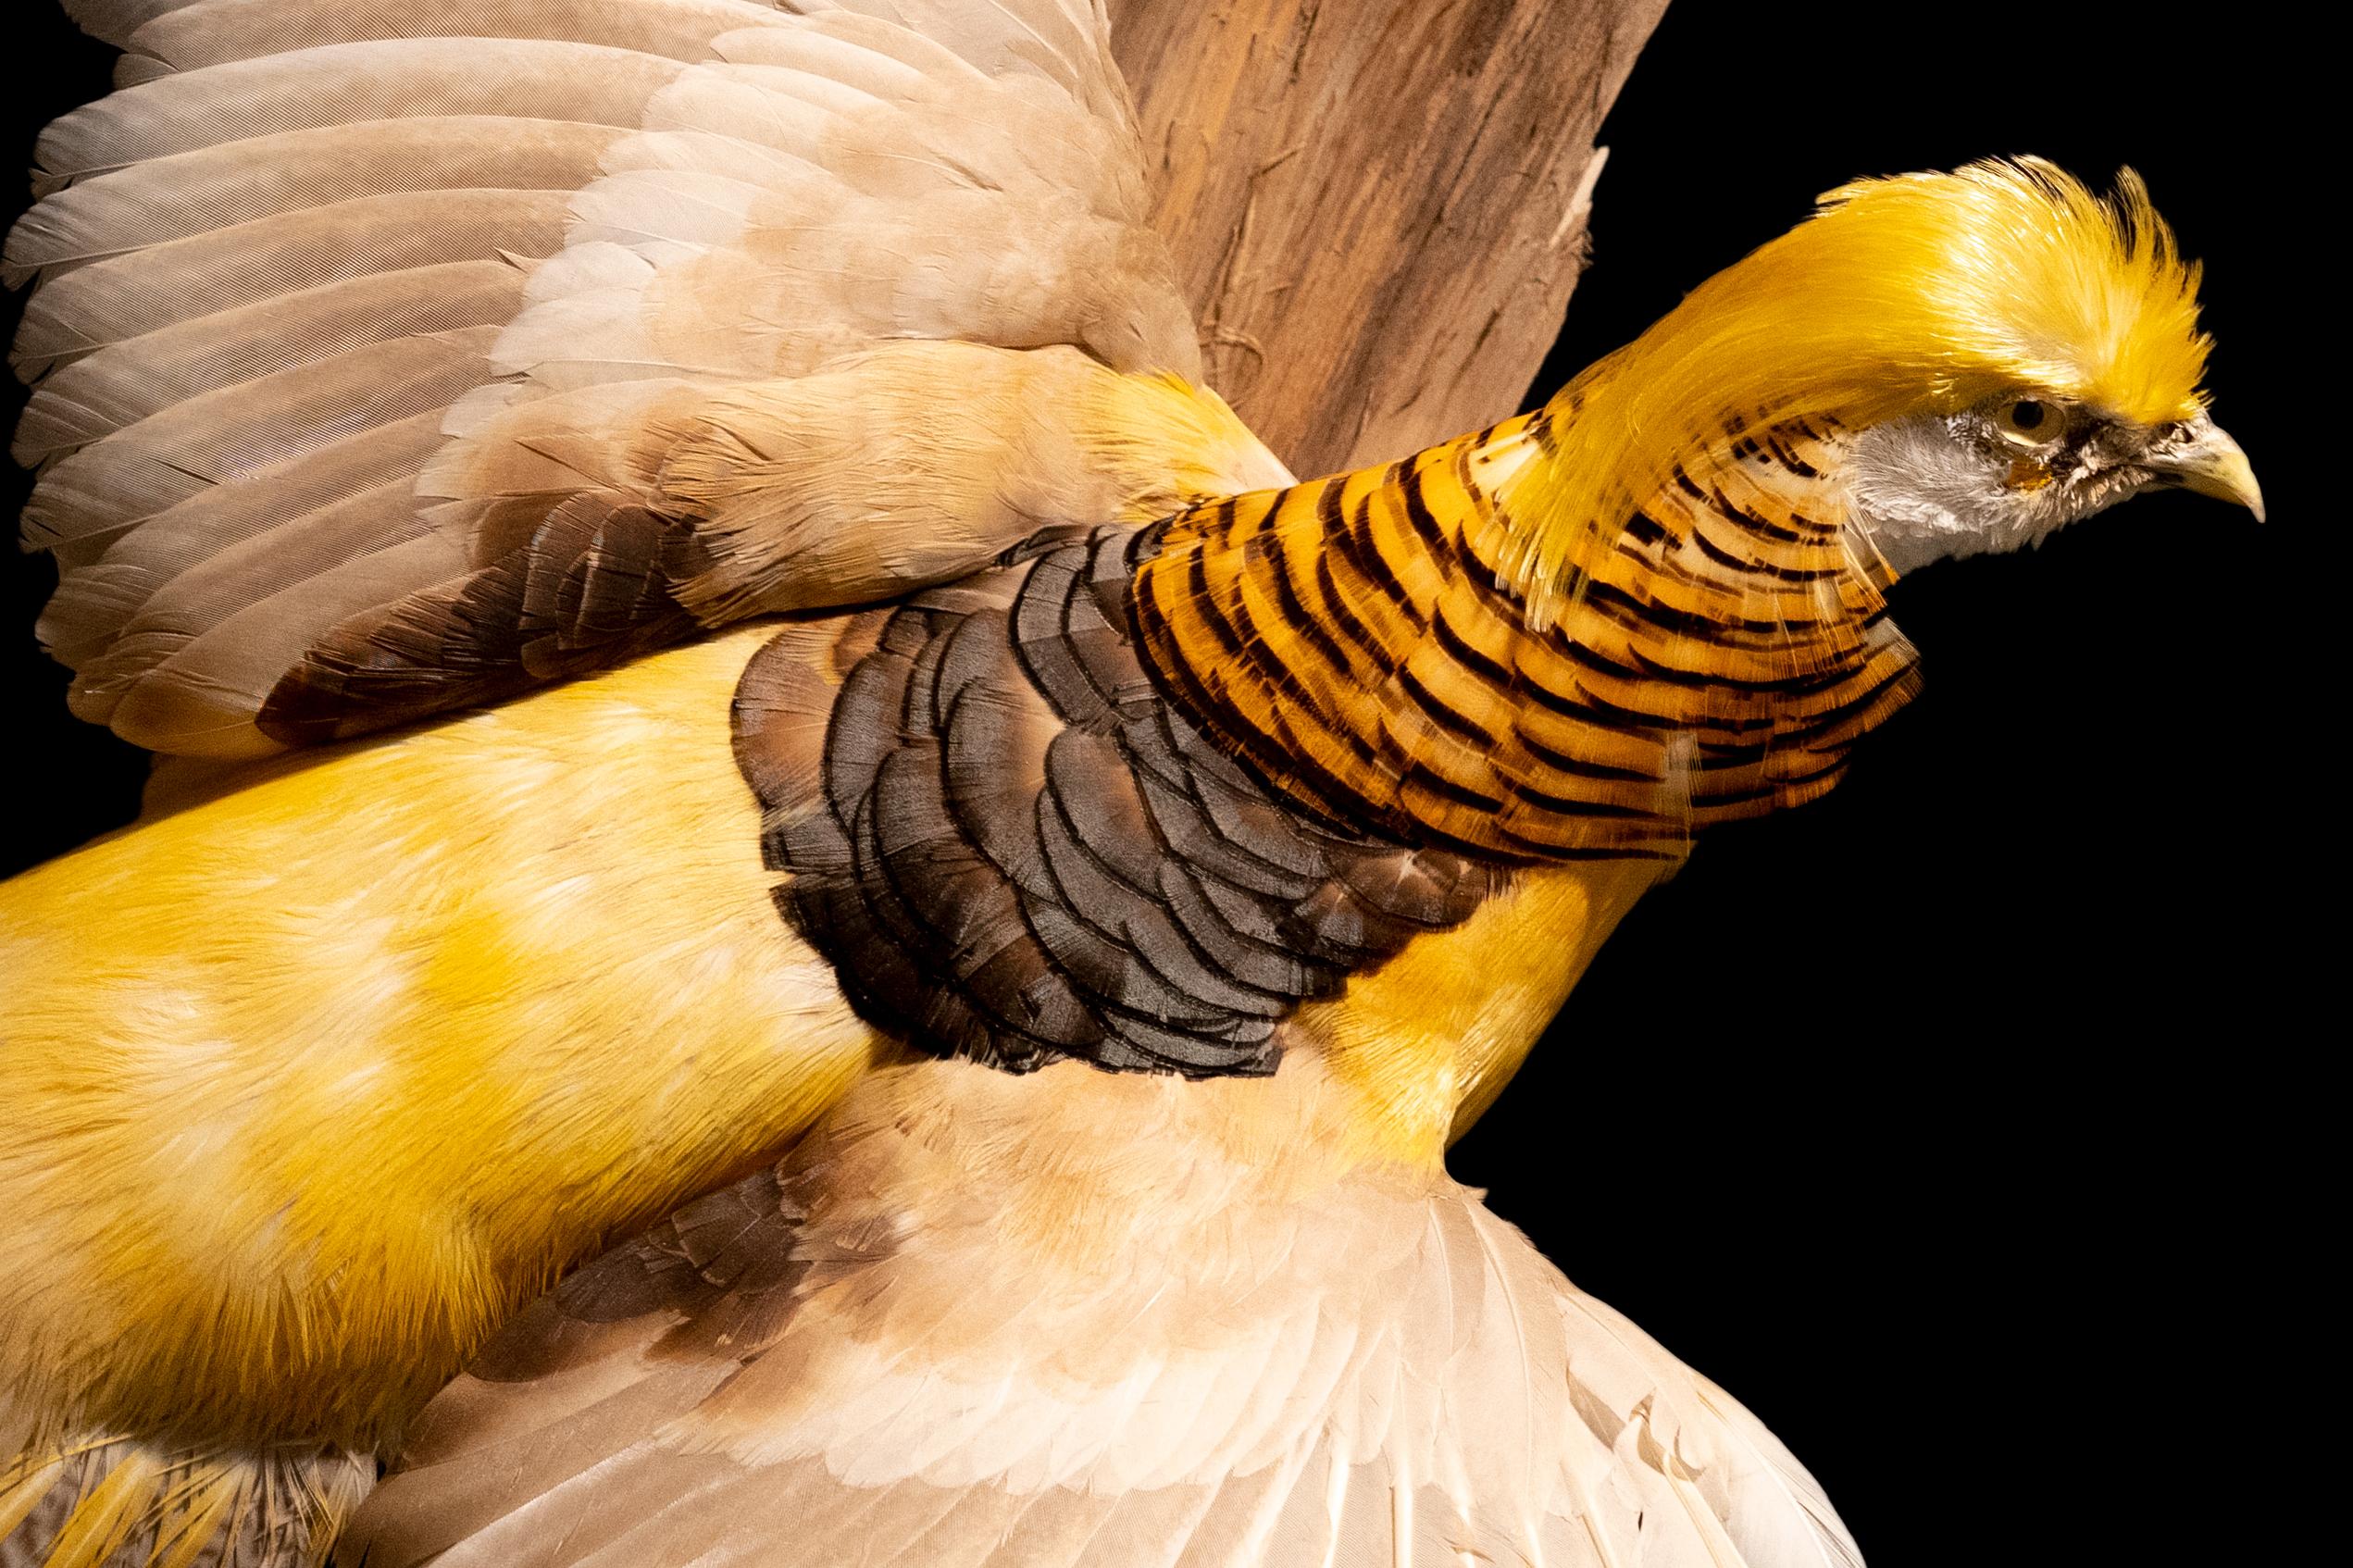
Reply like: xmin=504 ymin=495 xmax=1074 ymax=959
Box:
xmin=1847 ymin=405 xmax=2158 ymax=576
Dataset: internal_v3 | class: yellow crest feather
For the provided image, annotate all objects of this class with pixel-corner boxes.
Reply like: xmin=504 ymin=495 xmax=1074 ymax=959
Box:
xmin=1493 ymin=157 xmax=2211 ymax=623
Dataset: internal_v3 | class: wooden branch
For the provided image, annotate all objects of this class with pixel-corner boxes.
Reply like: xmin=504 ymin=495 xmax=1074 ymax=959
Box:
xmin=1111 ymin=0 xmax=1668 ymax=479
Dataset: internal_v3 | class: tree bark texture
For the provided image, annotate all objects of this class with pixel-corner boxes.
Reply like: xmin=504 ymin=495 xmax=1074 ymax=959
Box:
xmin=1111 ymin=0 xmax=1670 ymax=479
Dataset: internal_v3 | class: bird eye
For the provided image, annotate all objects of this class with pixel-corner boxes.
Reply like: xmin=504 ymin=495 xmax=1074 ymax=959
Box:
xmin=1993 ymin=398 xmax=2059 ymax=442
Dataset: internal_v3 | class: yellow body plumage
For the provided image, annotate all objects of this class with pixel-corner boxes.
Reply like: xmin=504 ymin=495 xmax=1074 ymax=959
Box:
xmin=1298 ymin=863 xmax=1669 ymax=1163
xmin=0 ymin=626 xmax=881 ymax=1453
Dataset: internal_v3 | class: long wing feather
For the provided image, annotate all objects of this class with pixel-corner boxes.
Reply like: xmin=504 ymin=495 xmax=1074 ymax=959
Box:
xmin=340 ymin=1057 xmax=1868 ymax=1568
xmin=8 ymin=0 xmax=1278 ymax=757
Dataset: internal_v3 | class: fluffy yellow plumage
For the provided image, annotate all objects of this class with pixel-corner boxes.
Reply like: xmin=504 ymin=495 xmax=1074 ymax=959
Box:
xmin=0 ymin=628 xmax=882 ymax=1454
xmin=1489 ymin=158 xmax=2214 ymax=622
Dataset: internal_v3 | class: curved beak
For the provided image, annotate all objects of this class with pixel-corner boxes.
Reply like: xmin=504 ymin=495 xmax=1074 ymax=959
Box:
xmin=2146 ymin=416 xmax=2265 ymax=522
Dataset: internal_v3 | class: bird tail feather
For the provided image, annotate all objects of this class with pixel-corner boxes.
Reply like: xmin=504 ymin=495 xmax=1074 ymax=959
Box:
xmin=0 ymin=1437 xmax=369 ymax=1568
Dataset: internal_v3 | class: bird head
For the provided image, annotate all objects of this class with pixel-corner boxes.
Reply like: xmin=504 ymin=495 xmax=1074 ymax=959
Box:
xmin=1490 ymin=158 xmax=2262 ymax=622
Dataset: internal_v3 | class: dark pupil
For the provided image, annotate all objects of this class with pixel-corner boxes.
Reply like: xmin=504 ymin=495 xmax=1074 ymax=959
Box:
xmin=2010 ymin=400 xmax=2047 ymax=431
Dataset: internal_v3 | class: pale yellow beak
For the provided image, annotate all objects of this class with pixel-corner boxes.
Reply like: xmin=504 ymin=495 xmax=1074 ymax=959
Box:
xmin=2147 ymin=416 xmax=2265 ymax=522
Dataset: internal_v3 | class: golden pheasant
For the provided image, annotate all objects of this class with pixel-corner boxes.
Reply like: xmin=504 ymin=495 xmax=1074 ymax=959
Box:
xmin=0 ymin=1 xmax=2260 ymax=1564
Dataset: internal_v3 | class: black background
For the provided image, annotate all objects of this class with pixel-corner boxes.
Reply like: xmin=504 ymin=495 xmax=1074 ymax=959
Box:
xmin=1 ymin=5 xmax=2315 ymax=1563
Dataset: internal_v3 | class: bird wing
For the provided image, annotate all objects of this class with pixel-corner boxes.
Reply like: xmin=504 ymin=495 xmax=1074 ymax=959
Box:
xmin=341 ymin=1058 xmax=1865 ymax=1568
xmin=10 ymin=0 xmax=1286 ymax=756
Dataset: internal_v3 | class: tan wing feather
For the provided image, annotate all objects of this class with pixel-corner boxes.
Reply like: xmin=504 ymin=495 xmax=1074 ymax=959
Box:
xmin=119 ymin=0 xmax=791 ymax=74
xmin=68 ymin=478 xmax=437 ymax=733
xmin=14 ymin=191 xmax=571 ymax=373
xmin=342 ymin=1056 xmax=1866 ymax=1568
xmin=39 ymin=412 xmax=450 ymax=665
xmin=108 ymin=534 xmax=479 ymax=751
xmin=25 ymin=328 xmax=498 ymax=552
xmin=13 ymin=260 xmax=529 ymax=460
xmin=11 ymin=0 xmax=1255 ymax=756
xmin=32 ymin=40 xmax=688 ymax=181
xmin=5 ymin=118 xmax=619 ymax=282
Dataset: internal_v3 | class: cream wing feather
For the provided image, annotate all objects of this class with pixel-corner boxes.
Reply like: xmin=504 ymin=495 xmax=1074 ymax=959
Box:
xmin=8 ymin=0 xmax=1282 ymax=756
xmin=342 ymin=1056 xmax=1865 ymax=1568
